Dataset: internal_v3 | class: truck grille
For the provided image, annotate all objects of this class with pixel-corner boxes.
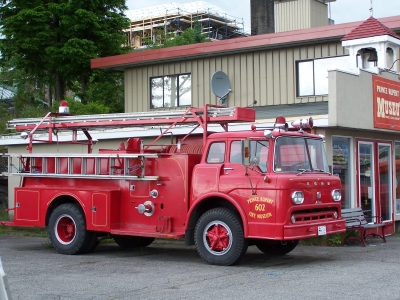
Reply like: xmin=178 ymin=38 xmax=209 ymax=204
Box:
xmin=291 ymin=208 xmax=337 ymax=223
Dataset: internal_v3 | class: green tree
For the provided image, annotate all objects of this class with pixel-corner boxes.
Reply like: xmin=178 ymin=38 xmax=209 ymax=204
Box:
xmin=52 ymin=97 xmax=110 ymax=115
xmin=0 ymin=0 xmax=130 ymax=103
xmin=143 ymin=21 xmax=209 ymax=50
xmin=78 ymin=70 xmax=125 ymax=113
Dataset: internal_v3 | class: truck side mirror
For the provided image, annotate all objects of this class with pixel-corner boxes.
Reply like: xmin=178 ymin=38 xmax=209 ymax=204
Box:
xmin=250 ymin=156 xmax=260 ymax=166
xmin=241 ymin=139 xmax=250 ymax=166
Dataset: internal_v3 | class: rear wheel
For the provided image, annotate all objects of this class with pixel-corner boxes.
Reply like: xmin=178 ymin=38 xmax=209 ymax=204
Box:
xmin=194 ymin=208 xmax=248 ymax=266
xmin=113 ymin=235 xmax=155 ymax=248
xmin=48 ymin=203 xmax=96 ymax=255
xmin=255 ymin=239 xmax=299 ymax=256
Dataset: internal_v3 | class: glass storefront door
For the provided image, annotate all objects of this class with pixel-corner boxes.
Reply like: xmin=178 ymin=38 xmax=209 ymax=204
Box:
xmin=332 ymin=136 xmax=351 ymax=209
xmin=395 ymin=142 xmax=400 ymax=216
xmin=357 ymin=140 xmax=392 ymax=222
xmin=378 ymin=143 xmax=392 ymax=222
xmin=358 ymin=142 xmax=374 ymax=216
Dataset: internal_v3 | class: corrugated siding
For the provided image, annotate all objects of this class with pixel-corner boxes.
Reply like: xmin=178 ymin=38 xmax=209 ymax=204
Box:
xmin=275 ymin=0 xmax=328 ymax=32
xmin=310 ymin=0 xmax=329 ymax=28
xmin=125 ymin=41 xmax=345 ymax=112
xmin=275 ymin=0 xmax=311 ymax=32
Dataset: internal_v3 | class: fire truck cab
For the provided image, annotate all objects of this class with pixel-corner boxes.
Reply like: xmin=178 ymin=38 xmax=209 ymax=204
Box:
xmin=1 ymin=104 xmax=345 ymax=265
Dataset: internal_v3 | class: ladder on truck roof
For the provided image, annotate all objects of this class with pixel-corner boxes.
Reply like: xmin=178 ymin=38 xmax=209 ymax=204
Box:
xmin=5 ymin=153 xmax=160 ymax=180
xmin=7 ymin=105 xmax=256 ymax=153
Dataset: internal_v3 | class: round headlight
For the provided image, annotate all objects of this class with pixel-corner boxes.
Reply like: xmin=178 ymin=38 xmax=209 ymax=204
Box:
xmin=291 ymin=191 xmax=304 ymax=204
xmin=331 ymin=189 xmax=341 ymax=202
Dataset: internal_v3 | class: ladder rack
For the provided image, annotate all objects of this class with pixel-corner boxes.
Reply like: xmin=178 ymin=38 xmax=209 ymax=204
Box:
xmin=6 ymin=105 xmax=256 ymax=154
xmin=4 ymin=153 xmax=160 ymax=180
xmin=7 ymin=106 xmax=255 ymax=131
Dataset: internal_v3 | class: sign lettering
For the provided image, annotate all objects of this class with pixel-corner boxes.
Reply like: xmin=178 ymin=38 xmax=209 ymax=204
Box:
xmin=247 ymin=197 xmax=274 ymax=219
xmin=373 ymin=76 xmax=400 ymax=130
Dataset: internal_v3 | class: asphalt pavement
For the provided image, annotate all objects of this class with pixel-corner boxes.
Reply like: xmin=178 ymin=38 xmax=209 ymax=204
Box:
xmin=1 ymin=234 xmax=400 ymax=300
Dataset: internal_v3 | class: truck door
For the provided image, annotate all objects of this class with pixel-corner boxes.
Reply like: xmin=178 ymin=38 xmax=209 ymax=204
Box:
xmin=219 ymin=140 xmax=277 ymax=229
xmin=219 ymin=140 xmax=268 ymax=196
xmin=192 ymin=141 xmax=225 ymax=199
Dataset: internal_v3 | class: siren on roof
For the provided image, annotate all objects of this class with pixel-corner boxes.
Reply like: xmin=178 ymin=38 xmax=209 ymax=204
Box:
xmin=274 ymin=116 xmax=288 ymax=131
xmin=59 ymin=100 xmax=70 ymax=114
xmin=291 ymin=117 xmax=313 ymax=130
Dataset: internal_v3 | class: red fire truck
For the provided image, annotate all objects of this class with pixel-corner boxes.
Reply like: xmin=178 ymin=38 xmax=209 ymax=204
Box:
xmin=1 ymin=103 xmax=345 ymax=265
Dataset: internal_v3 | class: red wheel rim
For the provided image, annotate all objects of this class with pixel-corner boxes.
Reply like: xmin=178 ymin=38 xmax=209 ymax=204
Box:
xmin=55 ymin=214 xmax=76 ymax=245
xmin=203 ymin=221 xmax=232 ymax=255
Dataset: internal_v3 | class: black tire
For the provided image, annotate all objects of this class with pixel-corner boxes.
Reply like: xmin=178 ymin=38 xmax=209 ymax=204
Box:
xmin=82 ymin=233 xmax=99 ymax=254
xmin=255 ymin=239 xmax=299 ymax=256
xmin=113 ymin=235 xmax=155 ymax=248
xmin=194 ymin=208 xmax=248 ymax=266
xmin=48 ymin=203 xmax=95 ymax=255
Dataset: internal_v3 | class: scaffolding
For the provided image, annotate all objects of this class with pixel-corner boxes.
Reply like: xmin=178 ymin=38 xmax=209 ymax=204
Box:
xmin=124 ymin=1 xmax=248 ymax=48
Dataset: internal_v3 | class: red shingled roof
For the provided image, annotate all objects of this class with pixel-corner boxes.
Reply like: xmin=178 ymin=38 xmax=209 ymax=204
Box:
xmin=341 ymin=16 xmax=400 ymax=41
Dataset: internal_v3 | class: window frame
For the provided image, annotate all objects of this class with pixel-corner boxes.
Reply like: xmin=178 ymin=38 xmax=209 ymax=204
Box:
xmin=206 ymin=142 xmax=226 ymax=164
xmin=150 ymin=73 xmax=191 ymax=109
xmin=296 ymin=55 xmax=350 ymax=97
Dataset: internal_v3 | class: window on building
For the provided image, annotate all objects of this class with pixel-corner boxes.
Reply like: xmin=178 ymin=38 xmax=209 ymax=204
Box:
xmin=150 ymin=74 xmax=191 ymax=108
xmin=332 ymin=136 xmax=352 ymax=209
xmin=297 ymin=56 xmax=350 ymax=97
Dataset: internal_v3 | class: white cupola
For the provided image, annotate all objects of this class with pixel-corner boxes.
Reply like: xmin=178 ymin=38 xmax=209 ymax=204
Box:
xmin=341 ymin=17 xmax=400 ymax=73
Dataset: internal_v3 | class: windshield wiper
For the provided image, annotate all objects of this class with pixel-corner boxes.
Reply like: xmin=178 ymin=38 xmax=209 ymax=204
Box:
xmin=312 ymin=168 xmax=330 ymax=174
xmin=296 ymin=168 xmax=331 ymax=176
xmin=296 ymin=169 xmax=311 ymax=176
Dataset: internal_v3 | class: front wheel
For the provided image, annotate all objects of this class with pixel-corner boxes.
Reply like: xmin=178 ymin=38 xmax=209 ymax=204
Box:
xmin=255 ymin=239 xmax=299 ymax=256
xmin=48 ymin=203 xmax=96 ymax=255
xmin=194 ymin=208 xmax=248 ymax=266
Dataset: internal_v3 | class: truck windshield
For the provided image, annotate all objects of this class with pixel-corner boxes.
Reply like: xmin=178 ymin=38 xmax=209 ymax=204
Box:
xmin=274 ymin=136 xmax=329 ymax=173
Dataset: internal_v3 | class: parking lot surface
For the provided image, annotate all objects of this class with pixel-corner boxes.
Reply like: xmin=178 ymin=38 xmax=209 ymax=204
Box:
xmin=1 ymin=234 xmax=400 ymax=300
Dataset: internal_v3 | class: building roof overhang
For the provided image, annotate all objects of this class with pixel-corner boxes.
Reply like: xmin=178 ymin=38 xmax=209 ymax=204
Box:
xmin=91 ymin=16 xmax=400 ymax=72
xmin=342 ymin=34 xmax=400 ymax=48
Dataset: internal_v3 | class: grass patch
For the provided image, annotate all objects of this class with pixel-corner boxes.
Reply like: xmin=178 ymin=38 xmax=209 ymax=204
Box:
xmin=300 ymin=231 xmax=361 ymax=246
xmin=0 ymin=205 xmax=8 ymax=221
xmin=0 ymin=225 xmax=48 ymax=238
xmin=99 ymin=238 xmax=115 ymax=245
xmin=300 ymin=233 xmax=343 ymax=246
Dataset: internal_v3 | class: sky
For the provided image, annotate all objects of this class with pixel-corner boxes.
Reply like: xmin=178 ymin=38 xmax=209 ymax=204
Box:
xmin=125 ymin=0 xmax=400 ymax=32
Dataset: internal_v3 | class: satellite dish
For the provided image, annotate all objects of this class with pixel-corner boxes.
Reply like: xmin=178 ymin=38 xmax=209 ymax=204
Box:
xmin=211 ymin=71 xmax=232 ymax=106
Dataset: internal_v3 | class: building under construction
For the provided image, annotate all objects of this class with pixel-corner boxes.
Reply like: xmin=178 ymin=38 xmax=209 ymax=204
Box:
xmin=124 ymin=1 xmax=248 ymax=49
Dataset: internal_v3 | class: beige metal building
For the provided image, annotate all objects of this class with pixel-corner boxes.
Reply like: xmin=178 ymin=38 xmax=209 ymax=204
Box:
xmin=90 ymin=14 xmax=400 ymax=234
